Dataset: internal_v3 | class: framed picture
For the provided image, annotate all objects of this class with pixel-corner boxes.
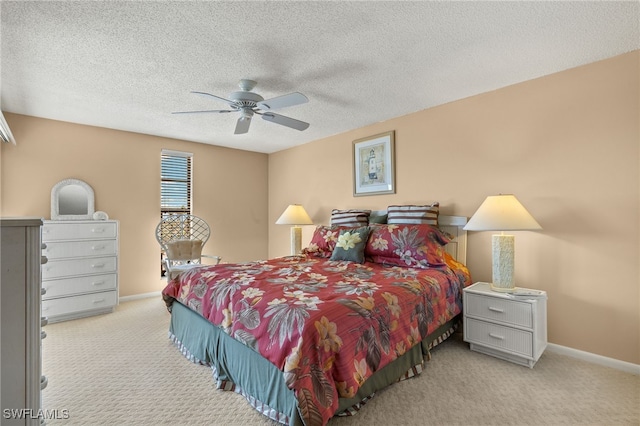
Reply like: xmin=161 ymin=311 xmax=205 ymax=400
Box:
xmin=353 ymin=131 xmax=395 ymax=196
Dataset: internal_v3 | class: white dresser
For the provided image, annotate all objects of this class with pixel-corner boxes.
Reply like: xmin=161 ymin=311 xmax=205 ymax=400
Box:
xmin=463 ymin=282 xmax=547 ymax=368
xmin=41 ymin=220 xmax=118 ymax=323
xmin=1 ymin=218 xmax=47 ymax=425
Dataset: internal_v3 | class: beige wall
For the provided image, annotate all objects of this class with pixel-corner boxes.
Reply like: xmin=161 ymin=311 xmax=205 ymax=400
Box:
xmin=1 ymin=52 xmax=637 ymax=365
xmin=269 ymin=51 xmax=639 ymax=365
xmin=0 ymin=115 xmax=269 ymax=296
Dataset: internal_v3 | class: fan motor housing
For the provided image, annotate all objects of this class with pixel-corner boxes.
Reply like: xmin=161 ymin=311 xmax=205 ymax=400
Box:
xmin=229 ymin=91 xmax=264 ymax=108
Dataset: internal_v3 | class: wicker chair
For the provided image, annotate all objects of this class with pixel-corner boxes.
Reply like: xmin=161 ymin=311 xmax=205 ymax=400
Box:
xmin=155 ymin=214 xmax=221 ymax=280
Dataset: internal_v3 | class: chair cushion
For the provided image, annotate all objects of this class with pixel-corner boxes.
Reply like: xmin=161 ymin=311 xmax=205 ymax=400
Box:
xmin=166 ymin=239 xmax=203 ymax=261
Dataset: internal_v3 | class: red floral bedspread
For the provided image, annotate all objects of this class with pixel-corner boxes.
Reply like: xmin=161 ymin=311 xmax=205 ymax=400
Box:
xmin=162 ymin=255 xmax=470 ymax=426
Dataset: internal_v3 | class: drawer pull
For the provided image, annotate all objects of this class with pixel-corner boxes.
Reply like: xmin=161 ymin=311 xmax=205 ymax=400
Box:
xmin=41 ymin=255 xmax=48 ymax=265
xmin=92 ymin=280 xmax=106 ymax=286
xmin=41 ymin=330 xmax=47 ymax=340
xmin=91 ymin=263 xmax=106 ymax=269
xmin=93 ymin=298 xmax=106 ymax=304
xmin=41 ymin=375 xmax=48 ymax=390
xmin=41 ymin=317 xmax=48 ymax=327
xmin=488 ymin=306 xmax=504 ymax=313
xmin=91 ymin=228 xmax=106 ymax=233
xmin=41 ymin=287 xmax=47 ymax=296
xmin=91 ymin=245 xmax=106 ymax=251
xmin=489 ymin=333 xmax=505 ymax=340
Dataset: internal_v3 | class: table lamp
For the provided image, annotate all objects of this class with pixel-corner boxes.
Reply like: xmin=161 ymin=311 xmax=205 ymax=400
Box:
xmin=463 ymin=194 xmax=542 ymax=292
xmin=276 ymin=204 xmax=313 ymax=255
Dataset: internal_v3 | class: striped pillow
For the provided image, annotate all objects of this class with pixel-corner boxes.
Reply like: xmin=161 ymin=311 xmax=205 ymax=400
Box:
xmin=330 ymin=209 xmax=371 ymax=227
xmin=387 ymin=203 xmax=439 ymax=226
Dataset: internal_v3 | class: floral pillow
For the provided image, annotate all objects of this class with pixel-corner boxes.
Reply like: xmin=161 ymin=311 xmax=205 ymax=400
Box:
xmin=302 ymin=225 xmax=342 ymax=258
xmin=330 ymin=226 xmax=371 ymax=264
xmin=365 ymin=224 xmax=450 ymax=268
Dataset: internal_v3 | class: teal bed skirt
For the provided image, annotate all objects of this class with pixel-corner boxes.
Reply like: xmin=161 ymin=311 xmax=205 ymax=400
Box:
xmin=168 ymin=300 xmax=458 ymax=426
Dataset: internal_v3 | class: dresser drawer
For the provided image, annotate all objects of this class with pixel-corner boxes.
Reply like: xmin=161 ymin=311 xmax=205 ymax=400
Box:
xmin=42 ymin=256 xmax=117 ymax=280
xmin=42 ymin=273 xmax=117 ymax=299
xmin=42 ymin=291 xmax=117 ymax=318
xmin=43 ymin=222 xmax=117 ymax=241
xmin=42 ymin=239 xmax=117 ymax=260
xmin=465 ymin=293 xmax=533 ymax=328
xmin=465 ymin=318 xmax=533 ymax=358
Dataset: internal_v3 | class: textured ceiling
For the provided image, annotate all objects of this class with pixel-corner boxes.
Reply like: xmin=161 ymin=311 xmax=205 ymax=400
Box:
xmin=1 ymin=1 xmax=638 ymax=154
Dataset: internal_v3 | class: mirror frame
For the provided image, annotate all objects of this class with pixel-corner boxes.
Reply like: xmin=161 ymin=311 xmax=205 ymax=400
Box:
xmin=51 ymin=178 xmax=95 ymax=220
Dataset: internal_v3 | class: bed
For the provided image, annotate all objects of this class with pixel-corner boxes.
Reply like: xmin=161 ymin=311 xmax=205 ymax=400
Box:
xmin=162 ymin=210 xmax=471 ymax=426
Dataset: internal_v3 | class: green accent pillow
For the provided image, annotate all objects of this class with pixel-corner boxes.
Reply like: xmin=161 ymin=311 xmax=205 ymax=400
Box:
xmin=330 ymin=226 xmax=371 ymax=263
xmin=369 ymin=213 xmax=388 ymax=224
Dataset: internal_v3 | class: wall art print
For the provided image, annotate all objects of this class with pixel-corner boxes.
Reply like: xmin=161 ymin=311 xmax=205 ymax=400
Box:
xmin=353 ymin=131 xmax=395 ymax=196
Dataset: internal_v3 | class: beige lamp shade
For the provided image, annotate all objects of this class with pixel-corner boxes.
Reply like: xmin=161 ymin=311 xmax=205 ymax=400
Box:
xmin=276 ymin=204 xmax=313 ymax=225
xmin=276 ymin=204 xmax=313 ymax=255
xmin=463 ymin=194 xmax=541 ymax=231
xmin=464 ymin=195 xmax=541 ymax=292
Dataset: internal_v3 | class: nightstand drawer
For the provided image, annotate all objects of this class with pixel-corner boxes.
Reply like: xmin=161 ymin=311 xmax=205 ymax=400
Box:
xmin=465 ymin=293 xmax=533 ymax=328
xmin=465 ymin=318 xmax=533 ymax=357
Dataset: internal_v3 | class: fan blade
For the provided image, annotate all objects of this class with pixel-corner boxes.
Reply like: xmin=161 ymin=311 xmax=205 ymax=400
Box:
xmin=234 ymin=116 xmax=252 ymax=134
xmin=261 ymin=112 xmax=309 ymax=131
xmin=172 ymin=109 xmax=234 ymax=114
xmin=257 ymin=92 xmax=308 ymax=110
xmin=191 ymin=91 xmax=234 ymax=106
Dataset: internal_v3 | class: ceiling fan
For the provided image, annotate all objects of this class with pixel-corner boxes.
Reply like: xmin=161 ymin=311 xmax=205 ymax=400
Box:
xmin=173 ymin=79 xmax=309 ymax=135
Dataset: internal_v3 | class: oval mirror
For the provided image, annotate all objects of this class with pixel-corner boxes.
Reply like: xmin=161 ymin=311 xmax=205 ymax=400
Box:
xmin=51 ymin=179 xmax=95 ymax=220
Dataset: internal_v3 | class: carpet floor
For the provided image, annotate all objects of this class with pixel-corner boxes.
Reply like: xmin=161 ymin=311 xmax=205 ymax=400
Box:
xmin=42 ymin=297 xmax=639 ymax=425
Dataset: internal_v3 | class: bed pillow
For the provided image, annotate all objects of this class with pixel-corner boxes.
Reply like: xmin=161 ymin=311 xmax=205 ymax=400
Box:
xmin=302 ymin=225 xmax=342 ymax=258
xmin=387 ymin=203 xmax=439 ymax=226
xmin=369 ymin=213 xmax=388 ymax=224
xmin=330 ymin=209 xmax=371 ymax=227
xmin=365 ymin=223 xmax=449 ymax=268
xmin=330 ymin=226 xmax=371 ymax=264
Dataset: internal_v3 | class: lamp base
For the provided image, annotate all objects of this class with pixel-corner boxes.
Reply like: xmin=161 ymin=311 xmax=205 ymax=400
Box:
xmin=490 ymin=283 xmax=516 ymax=292
xmin=491 ymin=234 xmax=515 ymax=292
xmin=290 ymin=226 xmax=302 ymax=256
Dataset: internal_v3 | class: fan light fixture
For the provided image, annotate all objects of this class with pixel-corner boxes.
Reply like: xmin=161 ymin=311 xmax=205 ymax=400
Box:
xmin=463 ymin=194 xmax=542 ymax=292
xmin=276 ymin=204 xmax=313 ymax=256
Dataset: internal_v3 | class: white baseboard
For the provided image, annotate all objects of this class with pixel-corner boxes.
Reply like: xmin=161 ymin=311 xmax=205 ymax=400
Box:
xmin=547 ymin=343 xmax=640 ymax=375
xmin=119 ymin=291 xmax=162 ymax=302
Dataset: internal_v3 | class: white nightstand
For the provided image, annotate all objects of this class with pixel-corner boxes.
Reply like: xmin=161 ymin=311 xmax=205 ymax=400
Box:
xmin=463 ymin=282 xmax=547 ymax=368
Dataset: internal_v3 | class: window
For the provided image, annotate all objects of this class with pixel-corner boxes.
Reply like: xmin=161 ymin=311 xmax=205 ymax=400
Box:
xmin=160 ymin=150 xmax=192 ymax=275
xmin=161 ymin=150 xmax=192 ymax=216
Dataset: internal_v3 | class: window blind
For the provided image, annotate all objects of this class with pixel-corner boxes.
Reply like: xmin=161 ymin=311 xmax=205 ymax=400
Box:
xmin=161 ymin=150 xmax=192 ymax=215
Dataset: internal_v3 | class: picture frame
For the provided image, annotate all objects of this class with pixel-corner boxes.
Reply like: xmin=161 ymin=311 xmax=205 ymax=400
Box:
xmin=353 ymin=130 xmax=395 ymax=197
